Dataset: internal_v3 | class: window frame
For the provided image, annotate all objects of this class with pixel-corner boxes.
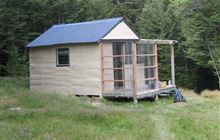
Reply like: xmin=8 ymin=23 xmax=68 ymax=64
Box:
xmin=112 ymin=42 xmax=125 ymax=89
xmin=56 ymin=48 xmax=70 ymax=67
xmin=124 ymin=42 xmax=132 ymax=65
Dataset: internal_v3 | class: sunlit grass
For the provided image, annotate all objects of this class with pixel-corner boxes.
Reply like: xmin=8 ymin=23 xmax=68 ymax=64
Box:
xmin=0 ymin=78 xmax=220 ymax=140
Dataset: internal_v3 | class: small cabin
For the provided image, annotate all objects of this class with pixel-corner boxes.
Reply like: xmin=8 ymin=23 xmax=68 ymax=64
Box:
xmin=27 ymin=17 xmax=176 ymax=102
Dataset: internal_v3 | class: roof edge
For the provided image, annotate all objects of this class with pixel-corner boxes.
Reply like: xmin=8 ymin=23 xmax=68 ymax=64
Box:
xmin=52 ymin=17 xmax=123 ymax=28
xmin=98 ymin=18 xmax=139 ymax=42
xmin=27 ymin=41 xmax=100 ymax=48
xmin=97 ymin=17 xmax=124 ymax=43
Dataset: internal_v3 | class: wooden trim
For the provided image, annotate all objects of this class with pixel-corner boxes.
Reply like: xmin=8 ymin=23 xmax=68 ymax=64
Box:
xmin=136 ymin=54 xmax=156 ymax=57
xmin=171 ymin=45 xmax=175 ymax=85
xmin=138 ymin=78 xmax=156 ymax=81
xmin=56 ymin=64 xmax=70 ymax=67
xmin=100 ymin=42 xmax=104 ymax=94
xmin=103 ymin=66 xmax=156 ymax=70
xmin=28 ymin=42 xmax=99 ymax=48
xmin=137 ymin=66 xmax=156 ymax=69
xmin=138 ymin=39 xmax=178 ymax=45
xmin=56 ymin=48 xmax=70 ymax=67
xmin=155 ymin=44 xmax=159 ymax=89
xmin=100 ymin=39 xmax=139 ymax=43
xmin=133 ymin=43 xmax=138 ymax=100
xmin=103 ymin=54 xmax=156 ymax=58
xmin=103 ymin=80 xmax=131 ymax=82
xmin=103 ymin=67 xmax=132 ymax=70
xmin=103 ymin=54 xmax=132 ymax=58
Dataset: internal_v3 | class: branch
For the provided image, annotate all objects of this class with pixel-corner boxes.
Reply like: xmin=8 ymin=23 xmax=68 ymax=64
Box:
xmin=207 ymin=43 xmax=220 ymax=88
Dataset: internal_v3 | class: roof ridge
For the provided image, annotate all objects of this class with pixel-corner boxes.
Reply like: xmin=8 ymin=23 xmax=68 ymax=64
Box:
xmin=53 ymin=17 xmax=123 ymax=28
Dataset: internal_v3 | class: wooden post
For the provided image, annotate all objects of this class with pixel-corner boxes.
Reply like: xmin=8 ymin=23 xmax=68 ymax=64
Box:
xmin=171 ymin=45 xmax=175 ymax=85
xmin=154 ymin=44 xmax=158 ymax=89
xmin=133 ymin=43 xmax=138 ymax=104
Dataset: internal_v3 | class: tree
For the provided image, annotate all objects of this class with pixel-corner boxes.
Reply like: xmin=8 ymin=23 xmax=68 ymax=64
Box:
xmin=109 ymin=0 xmax=145 ymax=31
xmin=5 ymin=46 xmax=28 ymax=77
xmin=136 ymin=0 xmax=188 ymax=86
xmin=181 ymin=0 xmax=220 ymax=89
xmin=0 ymin=0 xmax=30 ymax=76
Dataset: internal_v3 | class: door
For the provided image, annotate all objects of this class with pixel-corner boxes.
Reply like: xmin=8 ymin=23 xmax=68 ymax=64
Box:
xmin=112 ymin=42 xmax=124 ymax=89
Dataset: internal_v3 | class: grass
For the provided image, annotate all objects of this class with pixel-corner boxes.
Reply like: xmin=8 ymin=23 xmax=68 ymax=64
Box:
xmin=0 ymin=78 xmax=220 ymax=140
xmin=201 ymin=90 xmax=220 ymax=98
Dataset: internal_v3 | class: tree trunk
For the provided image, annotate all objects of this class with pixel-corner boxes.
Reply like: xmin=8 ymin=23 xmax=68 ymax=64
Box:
xmin=207 ymin=44 xmax=220 ymax=89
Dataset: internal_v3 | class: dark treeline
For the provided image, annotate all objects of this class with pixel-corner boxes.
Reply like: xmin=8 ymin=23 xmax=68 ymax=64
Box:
xmin=0 ymin=0 xmax=219 ymax=92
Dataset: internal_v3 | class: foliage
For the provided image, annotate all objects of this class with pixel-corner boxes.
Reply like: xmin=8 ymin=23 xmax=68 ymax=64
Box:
xmin=136 ymin=0 xmax=189 ymax=87
xmin=181 ymin=0 xmax=220 ymax=88
xmin=5 ymin=46 xmax=28 ymax=77
xmin=137 ymin=0 xmax=179 ymax=39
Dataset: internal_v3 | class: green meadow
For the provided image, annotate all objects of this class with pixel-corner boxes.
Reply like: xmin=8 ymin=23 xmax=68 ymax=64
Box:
xmin=0 ymin=78 xmax=220 ymax=140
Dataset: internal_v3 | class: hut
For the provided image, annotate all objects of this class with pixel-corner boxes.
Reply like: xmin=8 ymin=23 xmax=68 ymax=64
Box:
xmin=27 ymin=17 xmax=176 ymax=102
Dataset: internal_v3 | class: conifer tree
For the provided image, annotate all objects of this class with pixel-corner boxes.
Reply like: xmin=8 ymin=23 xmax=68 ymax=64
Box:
xmin=182 ymin=0 xmax=220 ymax=88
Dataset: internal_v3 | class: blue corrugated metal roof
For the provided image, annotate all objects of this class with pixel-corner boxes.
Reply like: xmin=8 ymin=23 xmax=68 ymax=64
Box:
xmin=26 ymin=17 xmax=123 ymax=47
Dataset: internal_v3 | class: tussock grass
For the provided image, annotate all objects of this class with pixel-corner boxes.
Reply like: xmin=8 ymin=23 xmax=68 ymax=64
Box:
xmin=0 ymin=78 xmax=220 ymax=140
xmin=179 ymin=88 xmax=198 ymax=97
xmin=201 ymin=90 xmax=220 ymax=98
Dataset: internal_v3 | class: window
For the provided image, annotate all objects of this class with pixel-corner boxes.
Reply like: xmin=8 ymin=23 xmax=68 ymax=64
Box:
xmin=111 ymin=42 xmax=133 ymax=89
xmin=125 ymin=42 xmax=132 ymax=64
xmin=56 ymin=48 xmax=70 ymax=67
xmin=136 ymin=44 xmax=154 ymax=64
xmin=112 ymin=42 xmax=124 ymax=89
xmin=137 ymin=46 xmax=143 ymax=64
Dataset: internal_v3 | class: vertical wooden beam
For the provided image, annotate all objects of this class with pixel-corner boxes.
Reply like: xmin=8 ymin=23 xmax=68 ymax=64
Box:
xmin=100 ymin=42 xmax=104 ymax=98
xmin=154 ymin=44 xmax=158 ymax=89
xmin=29 ymin=48 xmax=31 ymax=90
xmin=171 ymin=45 xmax=175 ymax=85
xmin=133 ymin=42 xmax=138 ymax=104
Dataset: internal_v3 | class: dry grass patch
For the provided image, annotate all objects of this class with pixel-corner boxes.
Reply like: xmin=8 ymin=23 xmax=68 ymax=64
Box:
xmin=201 ymin=90 xmax=220 ymax=98
xmin=1 ymin=96 xmax=18 ymax=106
xmin=179 ymin=88 xmax=198 ymax=97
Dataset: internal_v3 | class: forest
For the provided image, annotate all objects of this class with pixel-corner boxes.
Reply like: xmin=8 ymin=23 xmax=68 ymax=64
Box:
xmin=0 ymin=0 xmax=219 ymax=92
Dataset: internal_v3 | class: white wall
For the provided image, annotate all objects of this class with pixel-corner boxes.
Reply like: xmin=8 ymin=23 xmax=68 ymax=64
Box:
xmin=29 ymin=44 xmax=101 ymax=95
xmin=102 ymin=21 xmax=139 ymax=40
